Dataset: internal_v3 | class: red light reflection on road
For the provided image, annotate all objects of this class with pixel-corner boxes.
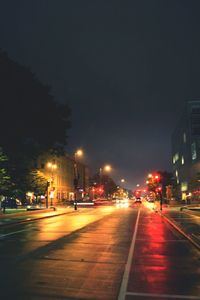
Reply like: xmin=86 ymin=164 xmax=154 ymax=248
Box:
xmin=128 ymin=209 xmax=173 ymax=295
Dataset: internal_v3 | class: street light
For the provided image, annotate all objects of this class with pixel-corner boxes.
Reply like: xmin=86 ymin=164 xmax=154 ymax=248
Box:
xmin=47 ymin=162 xmax=57 ymax=207
xmin=99 ymin=164 xmax=112 ymax=184
xmin=73 ymin=149 xmax=84 ymax=209
xmin=99 ymin=164 xmax=112 ymax=198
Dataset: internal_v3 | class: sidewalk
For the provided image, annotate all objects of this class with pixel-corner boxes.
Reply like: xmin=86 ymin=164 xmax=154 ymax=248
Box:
xmin=0 ymin=205 xmax=74 ymax=227
xmin=161 ymin=205 xmax=200 ymax=250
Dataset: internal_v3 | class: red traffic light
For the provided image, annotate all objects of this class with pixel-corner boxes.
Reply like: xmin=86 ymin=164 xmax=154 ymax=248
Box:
xmin=154 ymin=174 xmax=160 ymax=181
xmin=156 ymin=186 xmax=162 ymax=192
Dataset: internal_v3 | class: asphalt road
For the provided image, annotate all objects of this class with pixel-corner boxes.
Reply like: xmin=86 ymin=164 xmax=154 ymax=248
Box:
xmin=0 ymin=205 xmax=200 ymax=300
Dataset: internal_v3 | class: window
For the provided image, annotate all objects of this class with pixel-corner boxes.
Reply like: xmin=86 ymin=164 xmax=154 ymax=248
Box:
xmin=183 ymin=132 xmax=186 ymax=143
xmin=173 ymin=153 xmax=179 ymax=164
xmin=181 ymin=156 xmax=184 ymax=165
xmin=181 ymin=182 xmax=188 ymax=192
xmin=191 ymin=142 xmax=197 ymax=160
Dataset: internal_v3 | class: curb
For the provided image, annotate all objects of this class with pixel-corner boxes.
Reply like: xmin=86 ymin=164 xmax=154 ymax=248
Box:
xmin=0 ymin=209 xmax=74 ymax=228
xmin=0 ymin=207 xmax=55 ymax=219
xmin=161 ymin=212 xmax=200 ymax=251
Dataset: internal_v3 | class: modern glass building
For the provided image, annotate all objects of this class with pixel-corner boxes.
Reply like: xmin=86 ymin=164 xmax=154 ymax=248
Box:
xmin=172 ymin=99 xmax=200 ymax=200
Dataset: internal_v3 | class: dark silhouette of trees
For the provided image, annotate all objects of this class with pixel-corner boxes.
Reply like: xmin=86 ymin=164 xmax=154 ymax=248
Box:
xmin=0 ymin=148 xmax=11 ymax=195
xmin=0 ymin=50 xmax=71 ymax=197
xmin=157 ymin=171 xmax=174 ymax=197
xmin=90 ymin=173 xmax=117 ymax=196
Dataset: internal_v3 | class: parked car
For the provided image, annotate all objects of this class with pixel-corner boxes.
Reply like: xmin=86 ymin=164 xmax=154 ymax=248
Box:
xmin=1 ymin=198 xmax=22 ymax=209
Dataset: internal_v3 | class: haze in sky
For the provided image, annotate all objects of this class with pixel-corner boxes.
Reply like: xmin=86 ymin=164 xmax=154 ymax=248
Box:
xmin=1 ymin=0 xmax=200 ymax=188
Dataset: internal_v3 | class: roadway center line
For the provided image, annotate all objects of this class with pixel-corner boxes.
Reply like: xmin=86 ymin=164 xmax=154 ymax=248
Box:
xmin=118 ymin=208 xmax=141 ymax=300
xmin=0 ymin=228 xmax=30 ymax=238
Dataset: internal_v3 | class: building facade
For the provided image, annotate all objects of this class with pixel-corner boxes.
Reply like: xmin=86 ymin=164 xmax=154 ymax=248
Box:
xmin=37 ymin=153 xmax=89 ymax=205
xmin=172 ymin=100 xmax=200 ymax=200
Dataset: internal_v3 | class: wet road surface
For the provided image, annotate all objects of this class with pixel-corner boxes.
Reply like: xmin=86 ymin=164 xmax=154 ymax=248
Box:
xmin=119 ymin=208 xmax=200 ymax=300
xmin=0 ymin=205 xmax=200 ymax=300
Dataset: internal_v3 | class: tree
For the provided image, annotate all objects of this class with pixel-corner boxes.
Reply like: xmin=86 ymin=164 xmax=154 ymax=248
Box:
xmin=0 ymin=50 xmax=71 ymax=196
xmin=0 ymin=148 xmax=11 ymax=195
xmin=90 ymin=173 xmax=117 ymax=196
xmin=146 ymin=171 xmax=174 ymax=200
xmin=189 ymin=172 xmax=200 ymax=192
xmin=25 ymin=170 xmax=48 ymax=196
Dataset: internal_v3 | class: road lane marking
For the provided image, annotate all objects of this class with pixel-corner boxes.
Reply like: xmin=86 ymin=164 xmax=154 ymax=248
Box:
xmin=126 ymin=291 xmax=200 ymax=299
xmin=118 ymin=208 xmax=141 ymax=300
xmin=0 ymin=228 xmax=30 ymax=238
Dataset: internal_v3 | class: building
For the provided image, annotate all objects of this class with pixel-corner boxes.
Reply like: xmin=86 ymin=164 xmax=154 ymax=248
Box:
xmin=172 ymin=99 xmax=200 ymax=200
xmin=37 ymin=153 xmax=89 ymax=205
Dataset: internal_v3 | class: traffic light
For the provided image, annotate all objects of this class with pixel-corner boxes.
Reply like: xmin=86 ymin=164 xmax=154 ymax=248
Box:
xmin=156 ymin=186 xmax=162 ymax=192
xmin=154 ymin=174 xmax=160 ymax=182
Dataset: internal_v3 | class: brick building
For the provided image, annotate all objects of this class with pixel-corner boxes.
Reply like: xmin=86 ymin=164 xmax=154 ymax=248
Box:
xmin=37 ymin=153 xmax=88 ymax=205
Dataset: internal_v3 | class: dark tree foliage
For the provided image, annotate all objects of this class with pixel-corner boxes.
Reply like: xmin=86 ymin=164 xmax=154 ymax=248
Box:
xmin=158 ymin=171 xmax=174 ymax=197
xmin=0 ymin=50 xmax=71 ymax=196
xmin=90 ymin=173 xmax=117 ymax=196
xmin=25 ymin=170 xmax=48 ymax=196
xmin=189 ymin=172 xmax=200 ymax=192
xmin=0 ymin=148 xmax=11 ymax=194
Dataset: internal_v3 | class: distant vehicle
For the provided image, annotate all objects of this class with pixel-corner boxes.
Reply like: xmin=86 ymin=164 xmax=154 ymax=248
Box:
xmin=134 ymin=198 xmax=142 ymax=204
xmin=147 ymin=196 xmax=154 ymax=203
xmin=1 ymin=198 xmax=22 ymax=209
xmin=114 ymin=197 xmax=129 ymax=206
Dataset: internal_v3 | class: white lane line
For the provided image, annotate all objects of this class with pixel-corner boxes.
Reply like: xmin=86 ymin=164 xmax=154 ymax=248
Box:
xmin=126 ymin=291 xmax=200 ymax=299
xmin=0 ymin=228 xmax=29 ymax=238
xmin=118 ymin=208 xmax=141 ymax=300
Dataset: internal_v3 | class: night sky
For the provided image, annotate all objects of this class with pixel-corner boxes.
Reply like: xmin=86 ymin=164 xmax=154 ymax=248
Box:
xmin=1 ymin=0 xmax=200 ymax=189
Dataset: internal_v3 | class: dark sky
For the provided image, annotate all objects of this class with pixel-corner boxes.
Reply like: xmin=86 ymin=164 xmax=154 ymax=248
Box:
xmin=1 ymin=0 xmax=200 ymax=189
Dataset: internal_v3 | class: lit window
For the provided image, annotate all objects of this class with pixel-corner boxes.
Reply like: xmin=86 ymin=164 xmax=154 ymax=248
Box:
xmin=181 ymin=182 xmax=188 ymax=192
xmin=175 ymin=170 xmax=178 ymax=178
xmin=191 ymin=142 xmax=197 ymax=160
xmin=183 ymin=132 xmax=186 ymax=143
xmin=181 ymin=156 xmax=184 ymax=165
xmin=173 ymin=153 xmax=179 ymax=164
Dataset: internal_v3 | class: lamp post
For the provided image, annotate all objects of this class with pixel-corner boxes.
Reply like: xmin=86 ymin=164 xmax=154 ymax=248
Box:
xmin=99 ymin=164 xmax=112 ymax=198
xmin=73 ymin=149 xmax=83 ymax=210
xmin=120 ymin=179 xmax=126 ymax=198
xmin=47 ymin=162 xmax=57 ymax=207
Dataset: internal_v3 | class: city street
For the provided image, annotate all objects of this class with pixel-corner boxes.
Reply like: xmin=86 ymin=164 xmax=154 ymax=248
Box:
xmin=0 ymin=204 xmax=200 ymax=300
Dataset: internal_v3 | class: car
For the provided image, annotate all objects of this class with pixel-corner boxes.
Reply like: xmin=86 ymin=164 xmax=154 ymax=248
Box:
xmin=114 ymin=197 xmax=129 ymax=207
xmin=134 ymin=198 xmax=142 ymax=204
xmin=1 ymin=198 xmax=22 ymax=209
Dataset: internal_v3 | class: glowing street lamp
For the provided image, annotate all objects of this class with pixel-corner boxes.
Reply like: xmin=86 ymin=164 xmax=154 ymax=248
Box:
xmin=99 ymin=164 xmax=112 ymax=184
xmin=75 ymin=149 xmax=83 ymax=158
xmin=47 ymin=161 xmax=57 ymax=207
xmin=104 ymin=164 xmax=112 ymax=172
xmin=73 ymin=149 xmax=84 ymax=209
